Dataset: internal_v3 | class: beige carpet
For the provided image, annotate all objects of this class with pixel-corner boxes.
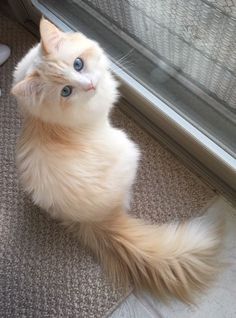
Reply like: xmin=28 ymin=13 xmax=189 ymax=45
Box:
xmin=0 ymin=13 xmax=215 ymax=318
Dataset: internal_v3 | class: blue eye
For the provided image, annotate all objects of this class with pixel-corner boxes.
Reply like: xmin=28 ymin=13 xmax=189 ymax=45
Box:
xmin=74 ymin=57 xmax=84 ymax=71
xmin=61 ymin=85 xmax=72 ymax=97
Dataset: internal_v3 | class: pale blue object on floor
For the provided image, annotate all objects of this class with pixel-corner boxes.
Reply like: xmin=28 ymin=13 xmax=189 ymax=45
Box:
xmin=0 ymin=43 xmax=11 ymax=96
xmin=0 ymin=43 xmax=10 ymax=65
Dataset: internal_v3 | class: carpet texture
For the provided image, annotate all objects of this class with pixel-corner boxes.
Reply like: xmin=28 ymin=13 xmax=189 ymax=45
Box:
xmin=0 ymin=13 xmax=215 ymax=318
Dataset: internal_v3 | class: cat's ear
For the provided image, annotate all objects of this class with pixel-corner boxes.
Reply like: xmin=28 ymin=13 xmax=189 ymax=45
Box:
xmin=40 ymin=18 xmax=63 ymax=54
xmin=11 ymin=74 xmax=43 ymax=97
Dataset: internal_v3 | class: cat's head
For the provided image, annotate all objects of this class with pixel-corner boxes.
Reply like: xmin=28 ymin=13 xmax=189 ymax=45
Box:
xmin=12 ymin=18 xmax=118 ymax=127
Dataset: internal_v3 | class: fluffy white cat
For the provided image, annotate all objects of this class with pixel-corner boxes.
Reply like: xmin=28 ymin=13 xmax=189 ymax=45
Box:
xmin=11 ymin=18 xmax=223 ymax=302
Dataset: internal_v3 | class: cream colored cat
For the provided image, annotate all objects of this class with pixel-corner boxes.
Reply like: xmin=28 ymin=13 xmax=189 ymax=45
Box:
xmin=12 ymin=18 xmax=223 ymax=302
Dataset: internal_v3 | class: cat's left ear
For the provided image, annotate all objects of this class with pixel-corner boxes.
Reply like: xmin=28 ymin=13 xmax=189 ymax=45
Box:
xmin=11 ymin=74 xmax=43 ymax=97
xmin=40 ymin=18 xmax=63 ymax=55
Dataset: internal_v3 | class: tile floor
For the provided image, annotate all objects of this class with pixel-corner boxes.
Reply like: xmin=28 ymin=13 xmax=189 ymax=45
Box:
xmin=110 ymin=197 xmax=236 ymax=318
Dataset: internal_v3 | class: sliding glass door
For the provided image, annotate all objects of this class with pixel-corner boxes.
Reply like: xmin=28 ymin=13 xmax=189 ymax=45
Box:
xmin=32 ymin=0 xmax=236 ymax=193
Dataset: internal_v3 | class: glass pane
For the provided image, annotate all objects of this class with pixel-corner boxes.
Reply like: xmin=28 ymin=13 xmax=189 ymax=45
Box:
xmin=39 ymin=0 xmax=236 ymax=156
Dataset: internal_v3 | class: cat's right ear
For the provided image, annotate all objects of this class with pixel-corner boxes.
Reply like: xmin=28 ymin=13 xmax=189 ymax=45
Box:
xmin=11 ymin=74 xmax=43 ymax=98
xmin=40 ymin=17 xmax=63 ymax=55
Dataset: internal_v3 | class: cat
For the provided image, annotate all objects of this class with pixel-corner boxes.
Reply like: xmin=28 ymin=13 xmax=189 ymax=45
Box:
xmin=11 ymin=18 xmax=223 ymax=302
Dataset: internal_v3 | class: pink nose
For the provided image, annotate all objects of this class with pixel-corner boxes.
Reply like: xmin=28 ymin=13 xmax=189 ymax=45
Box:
xmin=84 ymin=80 xmax=95 ymax=92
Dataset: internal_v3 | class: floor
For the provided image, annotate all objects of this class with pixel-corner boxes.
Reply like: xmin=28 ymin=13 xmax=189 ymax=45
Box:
xmin=110 ymin=196 xmax=236 ymax=318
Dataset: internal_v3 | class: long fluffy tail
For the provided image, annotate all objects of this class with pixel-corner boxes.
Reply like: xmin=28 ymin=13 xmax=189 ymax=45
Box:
xmin=75 ymin=210 xmax=223 ymax=303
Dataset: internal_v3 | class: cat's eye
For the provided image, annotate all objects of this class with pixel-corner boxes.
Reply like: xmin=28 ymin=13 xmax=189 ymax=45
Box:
xmin=74 ymin=57 xmax=84 ymax=72
xmin=61 ymin=85 xmax=73 ymax=97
